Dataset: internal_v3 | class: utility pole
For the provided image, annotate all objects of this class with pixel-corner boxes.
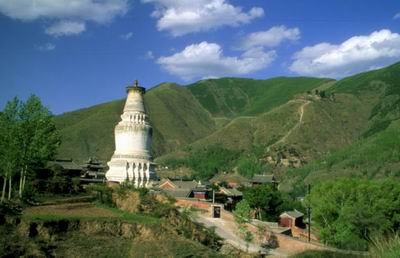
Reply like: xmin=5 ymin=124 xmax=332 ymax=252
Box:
xmin=307 ymin=184 xmax=311 ymax=242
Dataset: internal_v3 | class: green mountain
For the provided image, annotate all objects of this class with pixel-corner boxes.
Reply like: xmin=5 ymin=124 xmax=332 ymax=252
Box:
xmin=55 ymin=77 xmax=329 ymax=162
xmin=188 ymin=77 xmax=332 ymax=117
xmin=55 ymin=83 xmax=215 ymax=161
xmin=55 ymin=61 xmax=400 ymax=187
xmin=280 ymin=61 xmax=400 ymax=192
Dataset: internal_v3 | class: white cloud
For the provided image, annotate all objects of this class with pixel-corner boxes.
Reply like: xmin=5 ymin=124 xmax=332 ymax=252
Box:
xmin=45 ymin=21 xmax=85 ymax=36
xmin=289 ymin=29 xmax=400 ymax=78
xmin=145 ymin=50 xmax=154 ymax=59
xmin=157 ymin=41 xmax=276 ymax=80
xmin=394 ymin=13 xmax=400 ymax=20
xmin=238 ymin=26 xmax=300 ymax=50
xmin=121 ymin=32 xmax=133 ymax=40
xmin=142 ymin=0 xmax=264 ymax=36
xmin=0 ymin=0 xmax=128 ymax=36
xmin=35 ymin=43 xmax=56 ymax=51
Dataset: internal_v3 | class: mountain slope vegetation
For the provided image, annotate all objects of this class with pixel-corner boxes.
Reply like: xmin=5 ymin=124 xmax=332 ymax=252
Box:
xmin=188 ymin=77 xmax=332 ymax=117
xmin=55 ymin=77 xmax=328 ymax=162
xmin=54 ymin=61 xmax=400 ymax=187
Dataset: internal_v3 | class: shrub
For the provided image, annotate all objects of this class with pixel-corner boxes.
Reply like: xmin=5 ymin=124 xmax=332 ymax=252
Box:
xmin=86 ymin=184 xmax=114 ymax=207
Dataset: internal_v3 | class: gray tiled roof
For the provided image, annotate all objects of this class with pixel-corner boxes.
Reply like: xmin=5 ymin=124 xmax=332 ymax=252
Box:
xmin=220 ymin=187 xmax=243 ymax=197
xmin=162 ymin=189 xmax=191 ymax=198
xmin=250 ymin=174 xmax=276 ymax=183
xmin=159 ymin=179 xmax=198 ymax=190
xmin=49 ymin=159 xmax=82 ymax=171
xmin=280 ymin=210 xmax=304 ymax=219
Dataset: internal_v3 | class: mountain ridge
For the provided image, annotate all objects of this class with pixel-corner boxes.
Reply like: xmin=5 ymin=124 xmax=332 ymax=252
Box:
xmin=54 ymin=61 xmax=400 ymax=187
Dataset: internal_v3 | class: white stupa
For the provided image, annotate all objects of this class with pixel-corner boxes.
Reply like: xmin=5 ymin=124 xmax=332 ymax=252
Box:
xmin=105 ymin=80 xmax=156 ymax=187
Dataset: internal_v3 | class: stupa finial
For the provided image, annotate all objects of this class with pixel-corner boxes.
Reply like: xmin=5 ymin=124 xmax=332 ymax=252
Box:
xmin=126 ymin=80 xmax=145 ymax=94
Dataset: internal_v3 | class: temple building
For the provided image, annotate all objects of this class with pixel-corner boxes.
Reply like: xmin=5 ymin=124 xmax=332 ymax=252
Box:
xmin=105 ymin=80 xmax=156 ymax=187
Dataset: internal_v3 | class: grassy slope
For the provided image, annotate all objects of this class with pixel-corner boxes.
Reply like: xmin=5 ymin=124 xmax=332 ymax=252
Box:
xmin=157 ymin=92 xmax=371 ymax=168
xmin=188 ymin=77 xmax=332 ymax=117
xmin=56 ymin=77 xmax=328 ymax=162
xmin=282 ymin=119 xmax=400 ymax=192
xmin=281 ymin=61 xmax=400 ymax=192
xmin=144 ymin=83 xmax=215 ymax=156
xmin=330 ymin=61 xmax=400 ymax=137
xmin=55 ymin=83 xmax=215 ymax=162
xmin=55 ymin=100 xmax=124 ymax=162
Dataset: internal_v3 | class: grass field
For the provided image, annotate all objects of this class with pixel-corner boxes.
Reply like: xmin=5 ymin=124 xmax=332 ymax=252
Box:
xmin=23 ymin=202 xmax=158 ymax=224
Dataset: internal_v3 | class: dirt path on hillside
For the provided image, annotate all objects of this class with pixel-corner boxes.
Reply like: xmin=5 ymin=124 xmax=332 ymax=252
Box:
xmin=267 ymin=100 xmax=310 ymax=151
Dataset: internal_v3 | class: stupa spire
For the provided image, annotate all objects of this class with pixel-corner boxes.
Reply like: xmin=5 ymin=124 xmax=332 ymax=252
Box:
xmin=105 ymin=80 xmax=156 ymax=187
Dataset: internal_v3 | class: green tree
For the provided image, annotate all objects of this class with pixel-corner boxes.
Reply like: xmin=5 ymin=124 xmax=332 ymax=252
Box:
xmin=307 ymin=178 xmax=400 ymax=251
xmin=234 ymin=199 xmax=251 ymax=224
xmin=0 ymin=98 xmax=22 ymax=201
xmin=17 ymin=95 xmax=60 ymax=197
xmin=242 ymin=184 xmax=286 ymax=221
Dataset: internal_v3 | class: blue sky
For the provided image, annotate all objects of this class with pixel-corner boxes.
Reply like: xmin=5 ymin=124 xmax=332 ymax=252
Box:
xmin=1 ymin=0 xmax=400 ymax=114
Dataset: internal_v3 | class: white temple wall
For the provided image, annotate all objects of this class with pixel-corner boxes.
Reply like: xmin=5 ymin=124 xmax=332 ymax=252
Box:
xmin=115 ymin=129 xmax=150 ymax=155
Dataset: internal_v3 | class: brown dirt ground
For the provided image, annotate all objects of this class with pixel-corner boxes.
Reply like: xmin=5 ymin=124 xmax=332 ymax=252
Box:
xmin=24 ymin=202 xmax=117 ymax=218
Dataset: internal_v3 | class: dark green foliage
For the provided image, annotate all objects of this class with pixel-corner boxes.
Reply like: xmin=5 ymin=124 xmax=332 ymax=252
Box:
xmin=236 ymin=145 xmax=267 ymax=178
xmin=86 ymin=184 xmax=114 ymax=206
xmin=236 ymin=154 xmax=264 ymax=178
xmin=242 ymin=184 xmax=302 ymax=221
xmin=31 ymin=164 xmax=81 ymax=196
xmin=187 ymin=146 xmax=240 ymax=179
xmin=306 ymin=178 xmax=400 ymax=251
xmin=162 ymin=145 xmax=240 ymax=179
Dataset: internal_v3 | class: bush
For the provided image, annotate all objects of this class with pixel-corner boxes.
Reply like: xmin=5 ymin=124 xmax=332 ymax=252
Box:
xmin=86 ymin=184 xmax=114 ymax=207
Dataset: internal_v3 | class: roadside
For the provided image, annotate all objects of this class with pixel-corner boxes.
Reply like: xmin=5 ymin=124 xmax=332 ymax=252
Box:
xmin=193 ymin=210 xmax=289 ymax=257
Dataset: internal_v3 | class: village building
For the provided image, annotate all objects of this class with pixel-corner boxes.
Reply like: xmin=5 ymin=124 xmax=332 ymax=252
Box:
xmin=217 ymin=187 xmax=243 ymax=211
xmin=250 ymin=174 xmax=278 ymax=187
xmin=48 ymin=159 xmax=83 ymax=177
xmin=157 ymin=179 xmax=211 ymax=200
xmin=82 ymin=157 xmax=107 ymax=179
xmin=279 ymin=210 xmax=305 ymax=228
xmin=105 ymin=80 xmax=157 ymax=187
xmin=210 ymin=173 xmax=249 ymax=188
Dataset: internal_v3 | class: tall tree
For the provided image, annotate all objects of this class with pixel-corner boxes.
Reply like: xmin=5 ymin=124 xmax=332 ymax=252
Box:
xmin=243 ymin=184 xmax=286 ymax=221
xmin=17 ymin=95 xmax=60 ymax=197
xmin=307 ymin=178 xmax=400 ymax=251
xmin=0 ymin=98 xmax=21 ymax=201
